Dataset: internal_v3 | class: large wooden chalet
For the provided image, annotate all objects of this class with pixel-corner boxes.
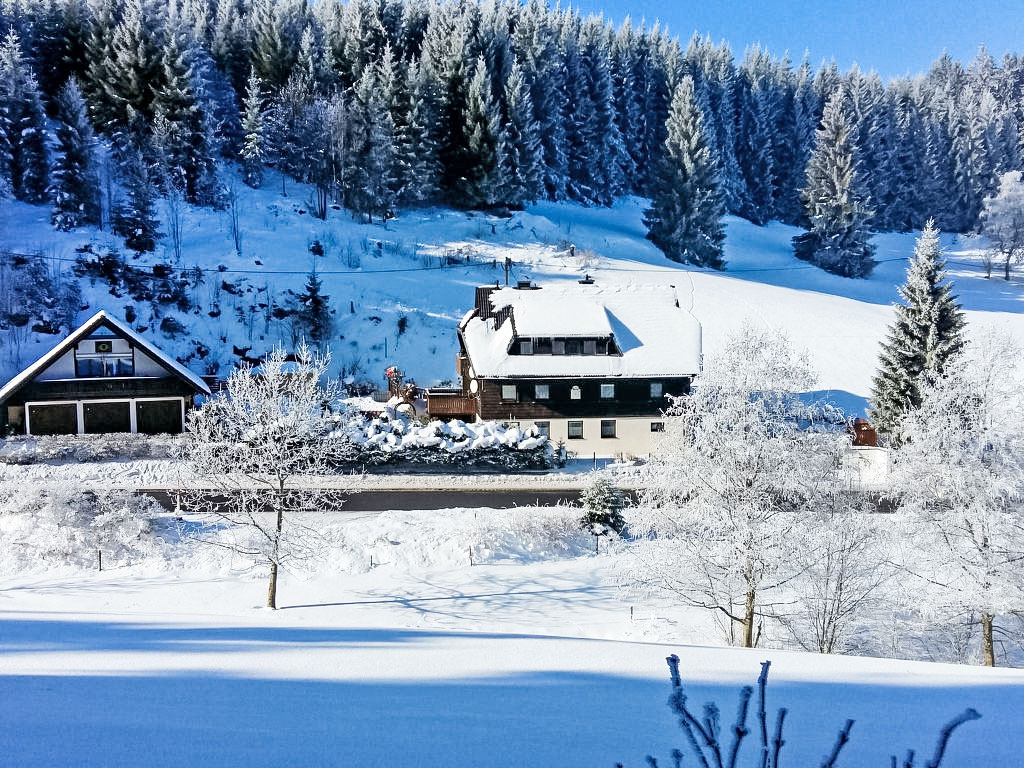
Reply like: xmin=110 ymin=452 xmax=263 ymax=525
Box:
xmin=0 ymin=311 xmax=210 ymax=436
xmin=427 ymin=279 xmax=702 ymax=457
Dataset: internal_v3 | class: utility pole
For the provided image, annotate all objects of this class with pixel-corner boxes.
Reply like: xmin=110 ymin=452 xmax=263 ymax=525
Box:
xmin=504 ymin=256 xmax=512 ymax=285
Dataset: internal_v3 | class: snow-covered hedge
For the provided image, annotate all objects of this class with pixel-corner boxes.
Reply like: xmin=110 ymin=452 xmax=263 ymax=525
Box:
xmin=0 ymin=433 xmax=182 ymax=464
xmin=332 ymin=412 xmax=559 ymax=470
xmin=0 ymin=484 xmax=168 ymax=573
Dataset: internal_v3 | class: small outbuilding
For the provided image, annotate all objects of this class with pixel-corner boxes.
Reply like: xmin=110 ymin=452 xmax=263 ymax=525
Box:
xmin=0 ymin=310 xmax=211 ymax=436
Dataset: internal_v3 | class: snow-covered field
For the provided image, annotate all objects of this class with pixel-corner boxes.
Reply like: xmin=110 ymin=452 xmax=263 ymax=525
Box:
xmin=2 ymin=498 xmax=1021 ymax=763
xmin=2 ymin=506 xmax=1024 ymax=768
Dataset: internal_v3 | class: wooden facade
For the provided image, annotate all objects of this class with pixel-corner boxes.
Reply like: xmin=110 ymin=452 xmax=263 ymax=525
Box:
xmin=427 ymin=282 xmax=702 ymax=457
xmin=0 ymin=311 xmax=210 ymax=436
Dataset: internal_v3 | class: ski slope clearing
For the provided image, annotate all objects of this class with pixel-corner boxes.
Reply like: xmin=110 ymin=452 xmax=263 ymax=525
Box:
xmin=2 ymin=507 xmax=1023 ymax=767
xmin=3 ymin=181 xmax=1023 ymax=415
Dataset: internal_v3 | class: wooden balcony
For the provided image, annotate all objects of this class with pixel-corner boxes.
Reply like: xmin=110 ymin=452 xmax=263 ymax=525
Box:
xmin=426 ymin=388 xmax=478 ymax=419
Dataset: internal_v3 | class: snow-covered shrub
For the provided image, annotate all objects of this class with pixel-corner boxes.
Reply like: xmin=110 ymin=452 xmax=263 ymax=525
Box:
xmin=331 ymin=411 xmax=557 ymax=470
xmin=0 ymin=483 xmax=167 ymax=573
xmin=578 ymin=476 xmax=626 ymax=534
xmin=0 ymin=433 xmax=183 ymax=464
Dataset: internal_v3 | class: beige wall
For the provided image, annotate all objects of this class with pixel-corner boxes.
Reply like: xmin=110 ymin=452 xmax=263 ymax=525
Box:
xmin=519 ymin=416 xmax=665 ymax=459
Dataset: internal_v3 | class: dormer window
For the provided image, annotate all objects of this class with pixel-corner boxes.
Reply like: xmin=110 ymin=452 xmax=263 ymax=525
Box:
xmin=583 ymin=340 xmax=596 ymax=355
xmin=519 ymin=339 xmax=533 ymax=355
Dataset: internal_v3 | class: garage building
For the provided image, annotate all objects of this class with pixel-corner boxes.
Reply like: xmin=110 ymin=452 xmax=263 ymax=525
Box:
xmin=0 ymin=311 xmax=210 ymax=436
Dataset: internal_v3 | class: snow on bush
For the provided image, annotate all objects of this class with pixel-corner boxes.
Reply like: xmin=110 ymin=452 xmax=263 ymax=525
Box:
xmin=0 ymin=483 xmax=169 ymax=574
xmin=0 ymin=433 xmax=182 ymax=464
xmin=332 ymin=411 xmax=557 ymax=469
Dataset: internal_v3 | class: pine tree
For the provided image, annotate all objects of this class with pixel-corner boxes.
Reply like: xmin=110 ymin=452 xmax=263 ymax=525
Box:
xmin=643 ymin=76 xmax=725 ymax=269
xmin=50 ymin=77 xmax=102 ymax=230
xmin=211 ymin=0 xmax=250 ymax=94
xmin=350 ymin=58 xmax=396 ymax=221
xmin=497 ymin=59 xmax=542 ymax=208
xmin=240 ymin=70 xmax=265 ymax=188
xmin=393 ymin=58 xmax=440 ymax=205
xmin=295 ymin=268 xmax=332 ymax=346
xmin=105 ymin=0 xmax=161 ymax=129
xmin=113 ymin=139 xmax=160 ymax=253
xmin=250 ymin=0 xmax=289 ymax=88
xmin=0 ymin=27 xmax=49 ymax=203
xmin=792 ymin=92 xmax=876 ymax=278
xmin=869 ymin=219 xmax=966 ymax=438
xmin=460 ymin=56 xmax=501 ymax=209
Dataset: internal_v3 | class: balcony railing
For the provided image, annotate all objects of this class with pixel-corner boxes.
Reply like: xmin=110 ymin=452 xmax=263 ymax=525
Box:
xmin=426 ymin=388 xmax=478 ymax=418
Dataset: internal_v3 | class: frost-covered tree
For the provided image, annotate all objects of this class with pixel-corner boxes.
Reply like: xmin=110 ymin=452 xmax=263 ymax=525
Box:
xmin=870 ymin=220 xmax=966 ymax=438
xmin=890 ymin=332 xmax=1024 ymax=666
xmin=496 ymin=59 xmax=542 ymax=209
xmin=625 ymin=325 xmax=849 ymax=648
xmin=181 ymin=344 xmax=351 ymax=609
xmin=460 ymin=56 xmax=501 ymax=209
xmin=792 ymin=91 xmax=876 ymax=278
xmin=643 ymin=75 xmax=725 ymax=269
xmin=979 ymin=170 xmax=1024 ymax=281
xmin=112 ymin=139 xmax=160 ymax=253
xmin=0 ymin=27 xmax=49 ymax=203
xmin=349 ymin=52 xmax=396 ymax=221
xmin=293 ymin=268 xmax=332 ymax=346
xmin=579 ymin=476 xmax=625 ymax=536
xmin=50 ymin=78 xmax=102 ymax=230
xmin=240 ymin=69 xmax=265 ymax=188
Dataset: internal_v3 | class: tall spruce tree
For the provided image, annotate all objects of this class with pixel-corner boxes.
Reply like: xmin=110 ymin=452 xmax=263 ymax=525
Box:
xmin=869 ymin=219 xmax=966 ymax=438
xmin=295 ymin=267 xmax=332 ymax=346
xmin=643 ymin=75 xmax=725 ymax=269
xmin=50 ymin=78 xmax=102 ymax=230
xmin=113 ymin=139 xmax=160 ymax=253
xmin=497 ymin=59 xmax=543 ymax=209
xmin=792 ymin=91 xmax=876 ymax=277
xmin=460 ymin=56 xmax=501 ymax=209
xmin=240 ymin=69 xmax=265 ymax=188
xmin=0 ymin=27 xmax=49 ymax=203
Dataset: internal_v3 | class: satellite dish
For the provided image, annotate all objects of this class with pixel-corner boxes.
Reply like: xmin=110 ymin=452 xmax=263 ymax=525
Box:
xmin=469 ymin=379 xmax=479 ymax=393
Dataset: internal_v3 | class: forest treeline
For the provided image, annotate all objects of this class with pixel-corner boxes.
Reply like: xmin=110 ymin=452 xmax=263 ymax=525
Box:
xmin=1 ymin=0 xmax=1022 ymax=241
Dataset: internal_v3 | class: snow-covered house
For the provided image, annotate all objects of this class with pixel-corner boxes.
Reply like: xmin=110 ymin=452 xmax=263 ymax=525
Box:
xmin=0 ymin=311 xmax=210 ymax=436
xmin=428 ymin=280 xmax=702 ymax=457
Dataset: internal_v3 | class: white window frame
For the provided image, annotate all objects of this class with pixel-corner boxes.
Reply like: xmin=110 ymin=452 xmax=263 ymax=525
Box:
xmin=570 ymin=385 xmax=582 ymax=400
xmin=567 ymin=420 xmax=584 ymax=439
xmin=600 ymin=383 xmax=615 ymax=399
xmin=600 ymin=419 xmax=616 ymax=438
xmin=650 ymin=382 xmax=663 ymax=398
xmin=501 ymin=384 xmax=518 ymax=401
xmin=534 ymin=421 xmax=550 ymax=437
xmin=534 ymin=383 xmax=550 ymax=400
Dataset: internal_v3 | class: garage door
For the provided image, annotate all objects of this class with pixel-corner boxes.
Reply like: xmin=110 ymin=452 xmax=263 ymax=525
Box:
xmin=83 ymin=401 xmax=131 ymax=434
xmin=136 ymin=399 xmax=183 ymax=434
xmin=28 ymin=403 xmax=78 ymax=435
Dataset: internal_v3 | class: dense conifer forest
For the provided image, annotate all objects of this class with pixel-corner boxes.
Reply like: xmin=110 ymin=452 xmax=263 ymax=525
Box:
xmin=1 ymin=0 xmax=1022 ymax=254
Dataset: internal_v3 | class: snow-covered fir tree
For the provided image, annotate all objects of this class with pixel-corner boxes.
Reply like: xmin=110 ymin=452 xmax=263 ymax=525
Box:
xmin=496 ymin=59 xmax=542 ymax=208
xmin=869 ymin=220 xmax=966 ymax=438
xmin=643 ymin=75 xmax=725 ymax=269
xmin=350 ymin=54 xmax=397 ymax=221
xmin=294 ymin=268 xmax=332 ymax=346
xmin=460 ymin=56 xmax=501 ymax=209
xmin=792 ymin=91 xmax=876 ymax=278
xmin=50 ymin=77 xmax=102 ymax=230
xmin=0 ymin=27 xmax=50 ymax=203
xmin=240 ymin=69 xmax=266 ymax=188
xmin=112 ymin=139 xmax=160 ymax=253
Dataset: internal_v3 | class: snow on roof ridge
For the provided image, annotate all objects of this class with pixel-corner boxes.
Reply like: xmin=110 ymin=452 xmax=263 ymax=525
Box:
xmin=0 ymin=310 xmax=210 ymax=404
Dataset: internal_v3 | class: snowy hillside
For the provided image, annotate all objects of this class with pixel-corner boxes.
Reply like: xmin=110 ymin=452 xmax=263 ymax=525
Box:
xmin=2 ymin=506 xmax=1022 ymax=767
xmin=3 ymin=173 xmax=1023 ymax=414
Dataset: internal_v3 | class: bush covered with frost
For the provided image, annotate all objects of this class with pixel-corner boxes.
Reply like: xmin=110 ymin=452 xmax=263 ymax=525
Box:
xmin=0 ymin=433 xmax=182 ymax=464
xmin=330 ymin=412 xmax=559 ymax=470
xmin=0 ymin=484 xmax=169 ymax=572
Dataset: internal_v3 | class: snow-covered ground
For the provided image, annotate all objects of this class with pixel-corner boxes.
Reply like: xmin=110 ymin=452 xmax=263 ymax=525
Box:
xmin=3 ymin=175 xmax=1023 ymax=416
xmin=2 ymin=507 xmax=1023 ymax=767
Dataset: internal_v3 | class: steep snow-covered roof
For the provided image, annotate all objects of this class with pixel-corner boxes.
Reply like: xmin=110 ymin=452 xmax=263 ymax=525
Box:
xmin=0 ymin=310 xmax=211 ymax=403
xmin=461 ymin=283 xmax=701 ymax=378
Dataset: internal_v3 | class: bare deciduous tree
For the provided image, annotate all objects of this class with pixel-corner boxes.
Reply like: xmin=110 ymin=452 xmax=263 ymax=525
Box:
xmin=891 ymin=331 xmax=1024 ymax=666
xmin=180 ymin=343 xmax=354 ymax=608
xmin=980 ymin=171 xmax=1024 ymax=281
xmin=624 ymin=325 xmax=851 ymax=648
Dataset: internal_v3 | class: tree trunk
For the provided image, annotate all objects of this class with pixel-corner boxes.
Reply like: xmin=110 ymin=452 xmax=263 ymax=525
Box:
xmin=743 ymin=588 xmax=756 ymax=648
xmin=982 ymin=612 xmax=995 ymax=666
xmin=267 ymin=560 xmax=278 ymax=609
